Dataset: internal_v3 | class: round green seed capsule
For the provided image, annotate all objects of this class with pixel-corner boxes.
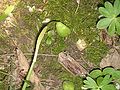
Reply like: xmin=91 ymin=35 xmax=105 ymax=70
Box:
xmin=56 ymin=22 xmax=71 ymax=37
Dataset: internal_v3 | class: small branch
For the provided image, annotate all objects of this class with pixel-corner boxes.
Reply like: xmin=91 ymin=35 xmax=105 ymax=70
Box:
xmin=0 ymin=53 xmax=58 ymax=57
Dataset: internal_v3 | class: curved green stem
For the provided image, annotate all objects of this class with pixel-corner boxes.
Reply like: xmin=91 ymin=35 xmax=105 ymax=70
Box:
xmin=22 ymin=26 xmax=47 ymax=90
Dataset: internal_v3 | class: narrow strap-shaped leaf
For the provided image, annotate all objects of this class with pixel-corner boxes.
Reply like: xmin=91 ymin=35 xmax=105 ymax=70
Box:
xmin=97 ymin=18 xmax=112 ymax=29
xmin=99 ymin=7 xmax=111 ymax=18
xmin=0 ymin=14 xmax=7 ymax=21
xmin=108 ymin=19 xmax=116 ymax=36
xmin=4 ymin=5 xmax=14 ymax=15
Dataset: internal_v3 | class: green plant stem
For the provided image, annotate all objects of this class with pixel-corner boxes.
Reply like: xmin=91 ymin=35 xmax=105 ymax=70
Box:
xmin=22 ymin=26 xmax=47 ymax=90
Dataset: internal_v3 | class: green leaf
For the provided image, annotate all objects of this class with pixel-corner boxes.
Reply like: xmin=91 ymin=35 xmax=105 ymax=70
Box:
xmin=115 ymin=19 xmax=120 ymax=35
xmin=99 ymin=75 xmax=112 ymax=87
xmin=102 ymin=67 xmax=115 ymax=75
xmin=101 ymin=84 xmax=117 ymax=90
xmin=46 ymin=37 xmax=52 ymax=45
xmin=56 ymin=22 xmax=71 ymax=37
xmin=0 ymin=14 xmax=7 ymax=21
xmin=112 ymin=70 xmax=120 ymax=79
xmin=97 ymin=77 xmax=103 ymax=86
xmin=4 ymin=5 xmax=14 ymax=15
xmin=114 ymin=0 xmax=120 ymax=16
xmin=85 ymin=77 xmax=98 ymax=88
xmin=83 ymin=80 xmax=90 ymax=85
xmin=0 ymin=5 xmax=14 ymax=22
xmin=97 ymin=18 xmax=112 ymax=29
xmin=108 ymin=19 xmax=116 ymax=36
xmin=89 ymin=70 xmax=102 ymax=78
xmin=83 ymin=85 xmax=91 ymax=89
xmin=99 ymin=7 xmax=111 ymax=18
xmin=104 ymin=2 xmax=115 ymax=17
xmin=117 ymin=17 xmax=120 ymax=23
xmin=63 ymin=81 xmax=74 ymax=90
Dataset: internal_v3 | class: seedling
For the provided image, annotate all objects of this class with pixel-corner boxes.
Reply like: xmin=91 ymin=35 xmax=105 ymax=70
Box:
xmin=45 ymin=21 xmax=71 ymax=45
xmin=97 ymin=0 xmax=120 ymax=36
xmin=46 ymin=30 xmax=55 ymax=45
xmin=0 ymin=5 xmax=14 ymax=21
xmin=22 ymin=20 xmax=71 ymax=90
xmin=82 ymin=67 xmax=120 ymax=90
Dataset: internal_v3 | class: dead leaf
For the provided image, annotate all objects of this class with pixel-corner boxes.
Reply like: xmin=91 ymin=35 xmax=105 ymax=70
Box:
xmin=16 ymin=48 xmax=45 ymax=90
xmin=100 ymin=48 xmax=120 ymax=69
xmin=99 ymin=30 xmax=113 ymax=45
xmin=58 ymin=52 xmax=88 ymax=76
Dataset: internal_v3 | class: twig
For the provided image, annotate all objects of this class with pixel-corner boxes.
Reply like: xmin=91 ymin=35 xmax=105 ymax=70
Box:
xmin=0 ymin=53 xmax=58 ymax=57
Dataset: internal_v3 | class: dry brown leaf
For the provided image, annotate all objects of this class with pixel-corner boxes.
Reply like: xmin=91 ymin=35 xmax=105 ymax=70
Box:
xmin=16 ymin=48 xmax=45 ymax=90
xmin=100 ymin=48 xmax=120 ymax=69
xmin=99 ymin=30 xmax=113 ymax=45
xmin=58 ymin=52 xmax=88 ymax=76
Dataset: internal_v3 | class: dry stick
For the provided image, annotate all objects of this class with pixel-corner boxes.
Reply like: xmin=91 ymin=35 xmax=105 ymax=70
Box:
xmin=22 ymin=26 xmax=47 ymax=90
xmin=0 ymin=53 xmax=58 ymax=57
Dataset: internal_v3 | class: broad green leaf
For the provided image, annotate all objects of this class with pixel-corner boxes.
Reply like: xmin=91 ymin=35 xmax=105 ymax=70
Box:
xmin=97 ymin=18 xmax=112 ymax=29
xmin=86 ymin=77 xmax=98 ymax=88
xmin=101 ymin=84 xmax=117 ymax=90
xmin=112 ymin=70 xmax=120 ymax=79
xmin=105 ymin=2 xmax=115 ymax=17
xmin=99 ymin=7 xmax=111 ymax=18
xmin=108 ymin=19 xmax=116 ymax=36
xmin=0 ymin=14 xmax=7 ymax=21
xmin=115 ymin=19 xmax=120 ymax=35
xmin=89 ymin=70 xmax=102 ymax=78
xmin=102 ymin=67 xmax=115 ymax=75
xmin=4 ymin=5 xmax=14 ymax=15
xmin=56 ymin=22 xmax=71 ymax=37
xmin=117 ymin=17 xmax=120 ymax=23
xmin=97 ymin=77 xmax=103 ymax=86
xmin=83 ymin=77 xmax=98 ymax=89
xmin=114 ymin=0 xmax=120 ymax=16
xmin=99 ymin=75 xmax=112 ymax=87
xmin=63 ymin=81 xmax=74 ymax=90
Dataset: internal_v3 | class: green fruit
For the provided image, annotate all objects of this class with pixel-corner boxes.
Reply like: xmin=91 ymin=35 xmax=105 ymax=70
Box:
xmin=63 ymin=81 xmax=74 ymax=90
xmin=56 ymin=22 xmax=71 ymax=37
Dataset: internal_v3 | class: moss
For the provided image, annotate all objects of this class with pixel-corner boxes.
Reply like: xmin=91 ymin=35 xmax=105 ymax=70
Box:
xmin=84 ymin=41 xmax=109 ymax=65
xmin=40 ymin=57 xmax=83 ymax=89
